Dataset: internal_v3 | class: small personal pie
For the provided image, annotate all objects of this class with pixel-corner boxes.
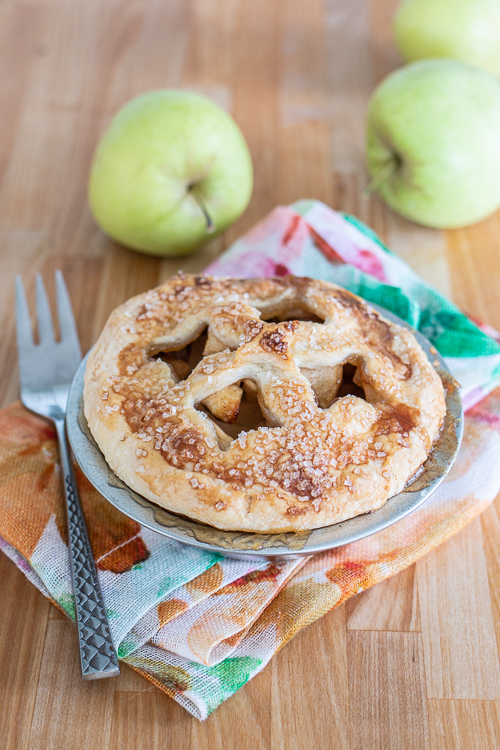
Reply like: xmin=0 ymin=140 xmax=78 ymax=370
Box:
xmin=84 ymin=274 xmax=446 ymax=533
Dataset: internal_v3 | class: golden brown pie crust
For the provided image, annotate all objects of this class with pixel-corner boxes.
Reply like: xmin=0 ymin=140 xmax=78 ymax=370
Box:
xmin=84 ymin=274 xmax=446 ymax=532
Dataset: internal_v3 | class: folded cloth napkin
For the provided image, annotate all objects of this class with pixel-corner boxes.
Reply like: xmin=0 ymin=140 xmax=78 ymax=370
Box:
xmin=2 ymin=200 xmax=500 ymax=721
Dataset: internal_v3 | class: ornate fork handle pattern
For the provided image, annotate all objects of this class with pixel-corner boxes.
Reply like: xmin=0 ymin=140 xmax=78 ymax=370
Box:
xmin=55 ymin=419 xmax=120 ymax=680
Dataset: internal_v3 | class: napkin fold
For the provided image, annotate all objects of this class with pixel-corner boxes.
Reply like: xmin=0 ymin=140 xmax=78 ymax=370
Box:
xmin=2 ymin=200 xmax=500 ymax=721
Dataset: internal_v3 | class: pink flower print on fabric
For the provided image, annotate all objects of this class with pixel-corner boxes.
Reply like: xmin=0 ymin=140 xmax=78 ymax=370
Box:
xmin=468 ymin=389 xmax=500 ymax=430
xmin=302 ymin=202 xmax=391 ymax=283
xmin=207 ymin=202 xmax=390 ymax=284
xmin=307 ymin=227 xmax=345 ymax=265
xmin=206 ymin=250 xmax=281 ymax=279
xmin=280 ymin=213 xmax=311 ymax=265
xmin=206 ymin=207 xmax=313 ymax=279
xmin=355 ymin=249 xmax=387 ymax=282
xmin=234 ymin=207 xmax=293 ymax=248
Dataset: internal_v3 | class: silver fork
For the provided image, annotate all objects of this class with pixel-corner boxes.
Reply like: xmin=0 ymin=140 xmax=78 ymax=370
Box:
xmin=15 ymin=271 xmax=120 ymax=680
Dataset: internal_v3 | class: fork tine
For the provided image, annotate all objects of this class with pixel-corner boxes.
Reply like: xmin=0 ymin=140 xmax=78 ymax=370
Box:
xmin=36 ymin=273 xmax=55 ymax=344
xmin=55 ymin=270 xmax=81 ymax=357
xmin=15 ymin=275 xmax=34 ymax=350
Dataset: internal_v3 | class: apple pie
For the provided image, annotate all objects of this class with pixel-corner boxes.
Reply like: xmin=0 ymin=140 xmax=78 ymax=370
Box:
xmin=84 ymin=273 xmax=446 ymax=532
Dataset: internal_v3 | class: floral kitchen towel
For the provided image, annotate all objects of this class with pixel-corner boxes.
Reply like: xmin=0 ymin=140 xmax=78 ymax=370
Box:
xmin=1 ymin=200 xmax=500 ymax=721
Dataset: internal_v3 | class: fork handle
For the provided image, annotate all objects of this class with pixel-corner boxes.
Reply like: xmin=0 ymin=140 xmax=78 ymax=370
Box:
xmin=54 ymin=419 xmax=120 ymax=680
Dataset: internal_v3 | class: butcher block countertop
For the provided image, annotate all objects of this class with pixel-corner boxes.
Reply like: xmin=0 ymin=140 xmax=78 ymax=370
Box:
xmin=1 ymin=0 xmax=500 ymax=748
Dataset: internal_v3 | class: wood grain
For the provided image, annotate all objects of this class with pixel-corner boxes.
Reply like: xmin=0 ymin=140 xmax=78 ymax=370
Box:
xmin=481 ymin=498 xmax=500 ymax=664
xmin=28 ymin=621 xmax=116 ymax=750
xmin=109 ymin=691 xmax=191 ymax=750
xmin=270 ymin=606 xmax=350 ymax=750
xmin=0 ymin=556 xmax=51 ymax=750
xmin=346 ymin=563 xmax=420 ymax=632
xmin=446 ymin=214 xmax=500 ymax=330
xmin=386 ymin=212 xmax=451 ymax=296
xmin=347 ymin=630 xmax=430 ymax=750
xmin=190 ymin=667 xmax=272 ymax=750
xmin=0 ymin=0 xmax=500 ymax=747
xmin=417 ymin=519 xmax=500 ymax=700
xmin=428 ymin=699 xmax=500 ymax=750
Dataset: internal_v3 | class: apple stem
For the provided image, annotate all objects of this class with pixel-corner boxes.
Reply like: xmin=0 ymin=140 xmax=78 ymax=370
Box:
xmin=189 ymin=189 xmax=216 ymax=233
xmin=363 ymin=159 xmax=399 ymax=197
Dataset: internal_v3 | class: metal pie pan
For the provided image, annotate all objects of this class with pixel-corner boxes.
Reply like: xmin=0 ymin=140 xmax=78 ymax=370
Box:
xmin=66 ymin=304 xmax=463 ymax=561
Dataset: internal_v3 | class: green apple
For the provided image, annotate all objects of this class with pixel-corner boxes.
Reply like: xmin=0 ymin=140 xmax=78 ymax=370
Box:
xmin=89 ymin=90 xmax=253 ymax=257
xmin=365 ymin=59 xmax=500 ymax=228
xmin=394 ymin=0 xmax=500 ymax=79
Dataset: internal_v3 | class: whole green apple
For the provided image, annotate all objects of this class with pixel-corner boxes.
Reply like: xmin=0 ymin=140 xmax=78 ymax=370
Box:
xmin=365 ymin=59 xmax=500 ymax=228
xmin=89 ymin=90 xmax=253 ymax=257
xmin=394 ymin=0 xmax=500 ymax=79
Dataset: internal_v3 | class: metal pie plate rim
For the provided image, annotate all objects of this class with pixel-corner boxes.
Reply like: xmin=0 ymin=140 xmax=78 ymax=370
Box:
xmin=66 ymin=304 xmax=464 ymax=561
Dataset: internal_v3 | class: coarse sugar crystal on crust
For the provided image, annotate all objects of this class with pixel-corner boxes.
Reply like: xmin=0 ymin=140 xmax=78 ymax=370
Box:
xmin=83 ymin=273 xmax=446 ymax=533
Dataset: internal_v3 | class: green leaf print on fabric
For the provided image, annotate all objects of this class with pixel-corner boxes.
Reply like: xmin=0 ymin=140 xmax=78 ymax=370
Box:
xmin=340 ymin=212 xmax=393 ymax=255
xmin=295 ymin=205 xmax=500 ymax=359
xmin=198 ymin=656 xmax=263 ymax=715
xmin=156 ymin=558 xmax=220 ymax=599
xmin=339 ymin=213 xmax=500 ymax=358
xmin=354 ymin=282 xmax=498 ymax=357
xmin=57 ymin=592 xmax=75 ymax=620
xmin=118 ymin=638 xmax=139 ymax=659
xmin=308 ymin=264 xmax=422 ymax=329
xmin=352 ymin=281 xmax=422 ymax=328
xmin=208 ymin=656 xmax=262 ymax=696
xmin=420 ymin=308 xmax=500 ymax=357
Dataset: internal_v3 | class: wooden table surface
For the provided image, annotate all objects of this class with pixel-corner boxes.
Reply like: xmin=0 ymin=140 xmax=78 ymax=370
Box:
xmin=2 ymin=0 xmax=500 ymax=748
